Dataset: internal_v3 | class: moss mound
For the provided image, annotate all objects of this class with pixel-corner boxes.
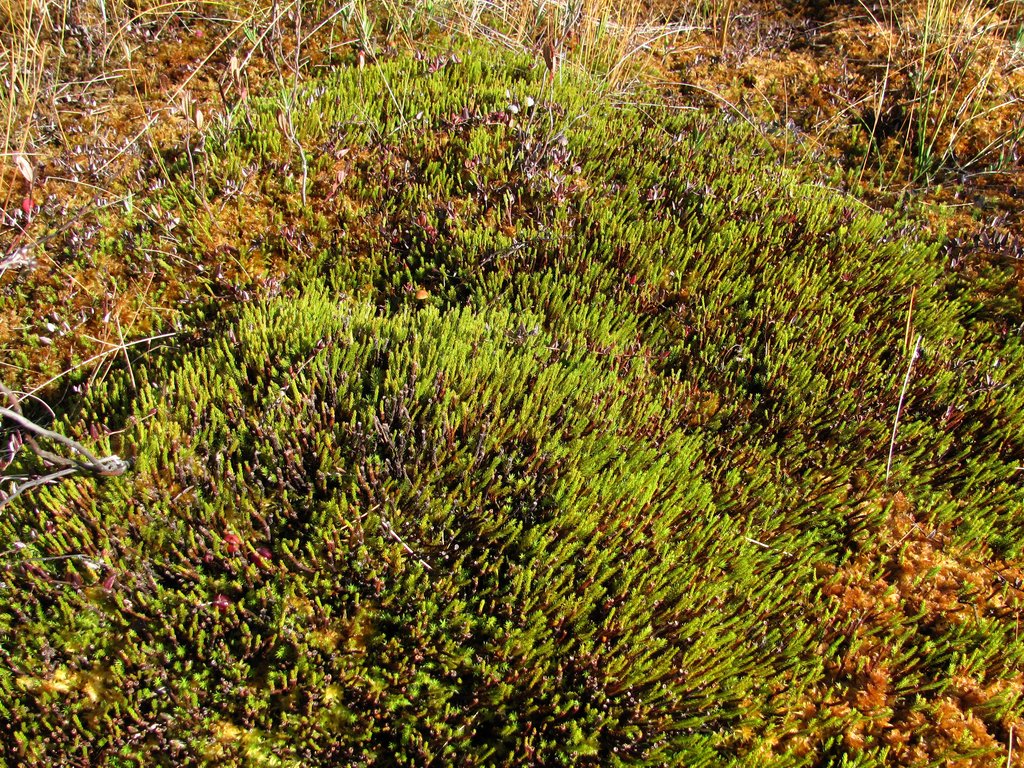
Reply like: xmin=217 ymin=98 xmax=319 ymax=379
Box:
xmin=3 ymin=43 xmax=1024 ymax=765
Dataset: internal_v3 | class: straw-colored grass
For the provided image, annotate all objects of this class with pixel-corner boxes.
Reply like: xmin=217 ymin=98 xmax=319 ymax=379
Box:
xmin=856 ymin=0 xmax=1023 ymax=182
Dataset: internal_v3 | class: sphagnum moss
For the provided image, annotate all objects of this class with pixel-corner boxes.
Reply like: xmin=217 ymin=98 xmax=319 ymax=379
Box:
xmin=2 ymin=41 xmax=1023 ymax=766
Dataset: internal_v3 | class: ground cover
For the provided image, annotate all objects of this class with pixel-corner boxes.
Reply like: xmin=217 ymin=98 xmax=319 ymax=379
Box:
xmin=2 ymin=1 xmax=1024 ymax=765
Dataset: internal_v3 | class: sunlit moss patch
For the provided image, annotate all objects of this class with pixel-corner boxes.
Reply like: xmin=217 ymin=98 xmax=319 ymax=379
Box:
xmin=3 ymin=41 xmax=1024 ymax=766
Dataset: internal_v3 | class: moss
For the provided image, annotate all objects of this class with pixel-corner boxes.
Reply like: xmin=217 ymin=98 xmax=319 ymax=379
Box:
xmin=2 ymin=40 xmax=1024 ymax=766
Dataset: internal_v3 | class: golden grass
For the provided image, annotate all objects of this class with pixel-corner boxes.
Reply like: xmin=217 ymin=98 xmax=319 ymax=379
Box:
xmin=423 ymin=0 xmax=698 ymax=87
xmin=857 ymin=0 xmax=1023 ymax=181
xmin=1 ymin=0 xmax=58 ymax=206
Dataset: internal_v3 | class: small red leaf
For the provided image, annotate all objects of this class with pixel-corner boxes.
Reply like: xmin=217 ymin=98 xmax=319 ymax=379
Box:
xmin=224 ymin=532 xmax=241 ymax=554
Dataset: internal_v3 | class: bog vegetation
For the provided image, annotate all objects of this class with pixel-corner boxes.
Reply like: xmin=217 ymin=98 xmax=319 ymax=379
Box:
xmin=1 ymin=0 xmax=1023 ymax=765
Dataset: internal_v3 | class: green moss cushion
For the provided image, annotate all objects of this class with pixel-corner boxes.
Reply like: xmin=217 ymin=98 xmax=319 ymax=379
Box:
xmin=3 ymin=43 xmax=1023 ymax=766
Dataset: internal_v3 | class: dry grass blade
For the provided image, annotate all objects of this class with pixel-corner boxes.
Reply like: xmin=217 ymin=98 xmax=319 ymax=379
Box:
xmin=886 ymin=334 xmax=922 ymax=483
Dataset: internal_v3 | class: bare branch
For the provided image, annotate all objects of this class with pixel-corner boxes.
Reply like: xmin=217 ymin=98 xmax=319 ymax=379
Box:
xmin=0 ymin=383 xmax=130 ymax=511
